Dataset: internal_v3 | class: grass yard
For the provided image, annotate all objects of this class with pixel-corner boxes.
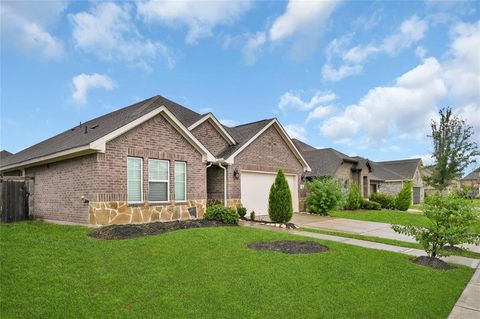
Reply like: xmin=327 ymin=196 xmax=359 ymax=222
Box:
xmin=330 ymin=210 xmax=480 ymax=233
xmin=299 ymin=227 xmax=480 ymax=259
xmin=0 ymin=222 xmax=474 ymax=319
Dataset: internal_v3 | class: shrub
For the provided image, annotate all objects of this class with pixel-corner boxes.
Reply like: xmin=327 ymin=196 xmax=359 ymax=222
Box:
xmin=345 ymin=182 xmax=362 ymax=210
xmin=204 ymin=205 xmax=239 ymax=225
xmin=268 ymin=169 xmax=293 ymax=223
xmin=395 ymin=181 xmax=412 ymax=211
xmin=250 ymin=211 xmax=256 ymax=221
xmin=455 ymin=185 xmax=473 ymax=199
xmin=237 ymin=206 xmax=247 ymax=218
xmin=362 ymin=199 xmax=381 ymax=210
xmin=370 ymin=192 xmax=395 ymax=209
xmin=306 ymin=178 xmax=345 ymax=215
xmin=392 ymin=193 xmax=480 ymax=258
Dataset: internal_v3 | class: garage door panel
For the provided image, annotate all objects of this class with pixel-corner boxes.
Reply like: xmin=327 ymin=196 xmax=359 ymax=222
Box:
xmin=240 ymin=171 xmax=298 ymax=216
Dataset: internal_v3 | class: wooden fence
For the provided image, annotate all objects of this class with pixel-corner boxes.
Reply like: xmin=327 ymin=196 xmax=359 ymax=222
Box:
xmin=0 ymin=179 xmax=30 ymax=223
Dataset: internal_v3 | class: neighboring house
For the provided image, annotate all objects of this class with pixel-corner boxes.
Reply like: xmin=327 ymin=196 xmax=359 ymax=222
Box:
xmin=462 ymin=167 xmax=480 ymax=197
xmin=293 ymin=139 xmax=373 ymax=198
xmin=420 ymin=166 xmax=461 ymax=196
xmin=0 ymin=95 xmax=310 ymax=225
xmin=0 ymin=150 xmax=13 ymax=161
xmin=370 ymin=159 xmax=424 ymax=204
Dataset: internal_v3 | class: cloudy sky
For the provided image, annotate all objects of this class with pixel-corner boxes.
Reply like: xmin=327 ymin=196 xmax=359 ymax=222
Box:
xmin=1 ymin=0 xmax=479 ymax=167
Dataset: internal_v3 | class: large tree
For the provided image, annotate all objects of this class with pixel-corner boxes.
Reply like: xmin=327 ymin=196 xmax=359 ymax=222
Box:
xmin=425 ymin=107 xmax=479 ymax=190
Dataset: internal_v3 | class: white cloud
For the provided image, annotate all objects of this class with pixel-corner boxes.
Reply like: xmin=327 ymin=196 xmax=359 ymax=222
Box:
xmin=284 ymin=124 xmax=307 ymax=141
xmin=72 ymin=73 xmax=116 ymax=105
xmin=220 ymin=119 xmax=240 ymax=127
xmin=243 ymin=32 xmax=266 ymax=65
xmin=410 ymin=154 xmax=435 ymax=166
xmin=0 ymin=1 xmax=66 ymax=58
xmin=306 ymin=105 xmax=336 ymax=123
xmin=322 ymin=15 xmax=428 ymax=82
xmin=137 ymin=0 xmax=252 ymax=44
xmin=321 ymin=21 xmax=480 ymax=146
xmin=269 ymin=0 xmax=339 ymax=42
xmin=71 ymin=2 xmax=174 ymax=69
xmin=279 ymin=90 xmax=336 ymax=111
xmin=321 ymin=57 xmax=447 ymax=143
xmin=322 ymin=63 xmax=363 ymax=82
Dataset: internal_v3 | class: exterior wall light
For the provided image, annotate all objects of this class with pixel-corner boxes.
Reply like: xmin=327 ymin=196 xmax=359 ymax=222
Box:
xmin=233 ymin=169 xmax=240 ymax=180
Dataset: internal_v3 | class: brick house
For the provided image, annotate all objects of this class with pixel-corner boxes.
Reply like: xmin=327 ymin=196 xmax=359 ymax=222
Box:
xmin=461 ymin=168 xmax=480 ymax=197
xmin=293 ymin=139 xmax=425 ymax=204
xmin=293 ymin=139 xmax=373 ymax=198
xmin=369 ymin=159 xmax=425 ymax=204
xmin=0 ymin=95 xmax=310 ymax=225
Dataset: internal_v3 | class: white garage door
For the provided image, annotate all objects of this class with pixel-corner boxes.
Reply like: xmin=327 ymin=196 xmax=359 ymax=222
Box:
xmin=240 ymin=171 xmax=298 ymax=216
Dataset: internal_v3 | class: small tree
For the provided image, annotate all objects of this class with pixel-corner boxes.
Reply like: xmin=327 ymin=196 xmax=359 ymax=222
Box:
xmin=345 ymin=182 xmax=362 ymax=210
xmin=268 ymin=169 xmax=293 ymax=223
xmin=425 ymin=107 xmax=479 ymax=191
xmin=392 ymin=193 xmax=480 ymax=258
xmin=306 ymin=178 xmax=345 ymax=215
xmin=395 ymin=181 xmax=412 ymax=211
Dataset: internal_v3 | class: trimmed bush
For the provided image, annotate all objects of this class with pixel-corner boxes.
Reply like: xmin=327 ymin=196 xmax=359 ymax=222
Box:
xmin=345 ymin=182 xmax=362 ymax=210
xmin=250 ymin=211 xmax=256 ymax=221
xmin=306 ymin=178 xmax=345 ymax=215
xmin=395 ymin=181 xmax=412 ymax=211
xmin=268 ymin=169 xmax=293 ymax=223
xmin=370 ymin=192 xmax=395 ymax=209
xmin=204 ymin=205 xmax=239 ymax=225
xmin=237 ymin=207 xmax=247 ymax=218
xmin=362 ymin=199 xmax=382 ymax=210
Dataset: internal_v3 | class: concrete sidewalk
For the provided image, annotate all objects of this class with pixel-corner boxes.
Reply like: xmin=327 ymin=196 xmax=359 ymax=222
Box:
xmin=290 ymin=213 xmax=480 ymax=253
xmin=448 ymin=265 xmax=480 ymax=318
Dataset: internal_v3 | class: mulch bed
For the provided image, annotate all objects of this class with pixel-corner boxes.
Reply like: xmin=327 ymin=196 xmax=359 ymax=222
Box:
xmin=411 ymin=256 xmax=456 ymax=270
xmin=89 ymin=220 xmax=235 ymax=240
xmin=248 ymin=240 xmax=329 ymax=254
xmin=240 ymin=218 xmax=298 ymax=229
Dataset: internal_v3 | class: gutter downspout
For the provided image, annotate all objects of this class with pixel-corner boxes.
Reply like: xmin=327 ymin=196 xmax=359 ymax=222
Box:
xmin=218 ymin=163 xmax=227 ymax=207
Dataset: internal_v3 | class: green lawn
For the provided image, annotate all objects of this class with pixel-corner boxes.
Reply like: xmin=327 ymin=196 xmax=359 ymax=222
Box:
xmin=330 ymin=210 xmax=480 ymax=233
xmin=1 ymin=222 xmax=474 ymax=319
xmin=299 ymin=227 xmax=480 ymax=259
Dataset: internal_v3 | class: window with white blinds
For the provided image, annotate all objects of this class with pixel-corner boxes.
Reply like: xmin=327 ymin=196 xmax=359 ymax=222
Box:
xmin=175 ymin=162 xmax=186 ymax=201
xmin=149 ymin=159 xmax=169 ymax=202
xmin=127 ymin=157 xmax=143 ymax=203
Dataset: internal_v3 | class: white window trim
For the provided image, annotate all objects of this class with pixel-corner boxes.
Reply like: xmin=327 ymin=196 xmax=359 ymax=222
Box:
xmin=127 ymin=157 xmax=143 ymax=204
xmin=148 ymin=159 xmax=170 ymax=204
xmin=175 ymin=161 xmax=187 ymax=202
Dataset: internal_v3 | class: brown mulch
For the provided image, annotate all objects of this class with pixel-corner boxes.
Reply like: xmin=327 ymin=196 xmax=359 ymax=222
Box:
xmin=248 ymin=240 xmax=329 ymax=254
xmin=411 ymin=256 xmax=456 ymax=270
xmin=89 ymin=220 xmax=236 ymax=240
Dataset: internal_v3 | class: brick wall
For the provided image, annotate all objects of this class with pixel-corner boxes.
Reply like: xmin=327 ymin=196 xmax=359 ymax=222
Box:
xmin=191 ymin=119 xmax=230 ymax=156
xmin=25 ymin=154 xmax=98 ymax=223
xmin=95 ymin=113 xmax=207 ymax=202
xmin=227 ymin=124 xmax=305 ymax=204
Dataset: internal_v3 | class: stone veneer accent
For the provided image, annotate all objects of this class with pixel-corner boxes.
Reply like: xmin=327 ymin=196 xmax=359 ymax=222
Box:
xmin=89 ymin=200 xmax=206 ymax=225
xmin=227 ymin=199 xmax=241 ymax=209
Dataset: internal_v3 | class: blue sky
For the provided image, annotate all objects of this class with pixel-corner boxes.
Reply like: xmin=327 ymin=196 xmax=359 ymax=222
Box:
xmin=1 ymin=0 xmax=479 ymax=167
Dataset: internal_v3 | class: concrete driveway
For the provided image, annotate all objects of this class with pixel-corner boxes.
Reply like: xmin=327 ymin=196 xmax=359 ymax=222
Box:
xmin=290 ymin=213 xmax=480 ymax=253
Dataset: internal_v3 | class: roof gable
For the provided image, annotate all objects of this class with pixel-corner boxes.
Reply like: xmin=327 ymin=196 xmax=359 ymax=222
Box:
xmin=188 ymin=113 xmax=236 ymax=145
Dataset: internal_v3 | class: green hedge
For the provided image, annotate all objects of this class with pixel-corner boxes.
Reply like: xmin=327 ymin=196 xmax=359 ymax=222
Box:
xmin=370 ymin=192 xmax=395 ymax=209
xmin=362 ymin=200 xmax=382 ymax=210
xmin=204 ymin=205 xmax=239 ymax=224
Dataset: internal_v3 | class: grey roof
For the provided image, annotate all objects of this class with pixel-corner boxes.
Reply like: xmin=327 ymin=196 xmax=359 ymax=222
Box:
xmin=1 ymin=95 xmax=281 ymax=170
xmin=1 ymin=95 xmax=206 ymax=168
xmin=218 ymin=119 xmax=273 ymax=159
xmin=462 ymin=167 xmax=480 ymax=181
xmin=292 ymin=139 xmax=361 ymax=177
xmin=371 ymin=158 xmax=421 ymax=181
xmin=0 ymin=150 xmax=13 ymax=161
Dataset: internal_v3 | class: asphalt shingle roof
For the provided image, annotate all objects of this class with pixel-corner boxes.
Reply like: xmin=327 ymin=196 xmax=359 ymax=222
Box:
xmin=218 ymin=119 xmax=273 ymax=159
xmin=462 ymin=167 xmax=480 ymax=181
xmin=371 ymin=159 xmax=421 ymax=180
xmin=1 ymin=95 xmax=206 ymax=168
xmin=1 ymin=95 xmax=277 ymax=170
xmin=292 ymin=139 xmax=360 ymax=177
